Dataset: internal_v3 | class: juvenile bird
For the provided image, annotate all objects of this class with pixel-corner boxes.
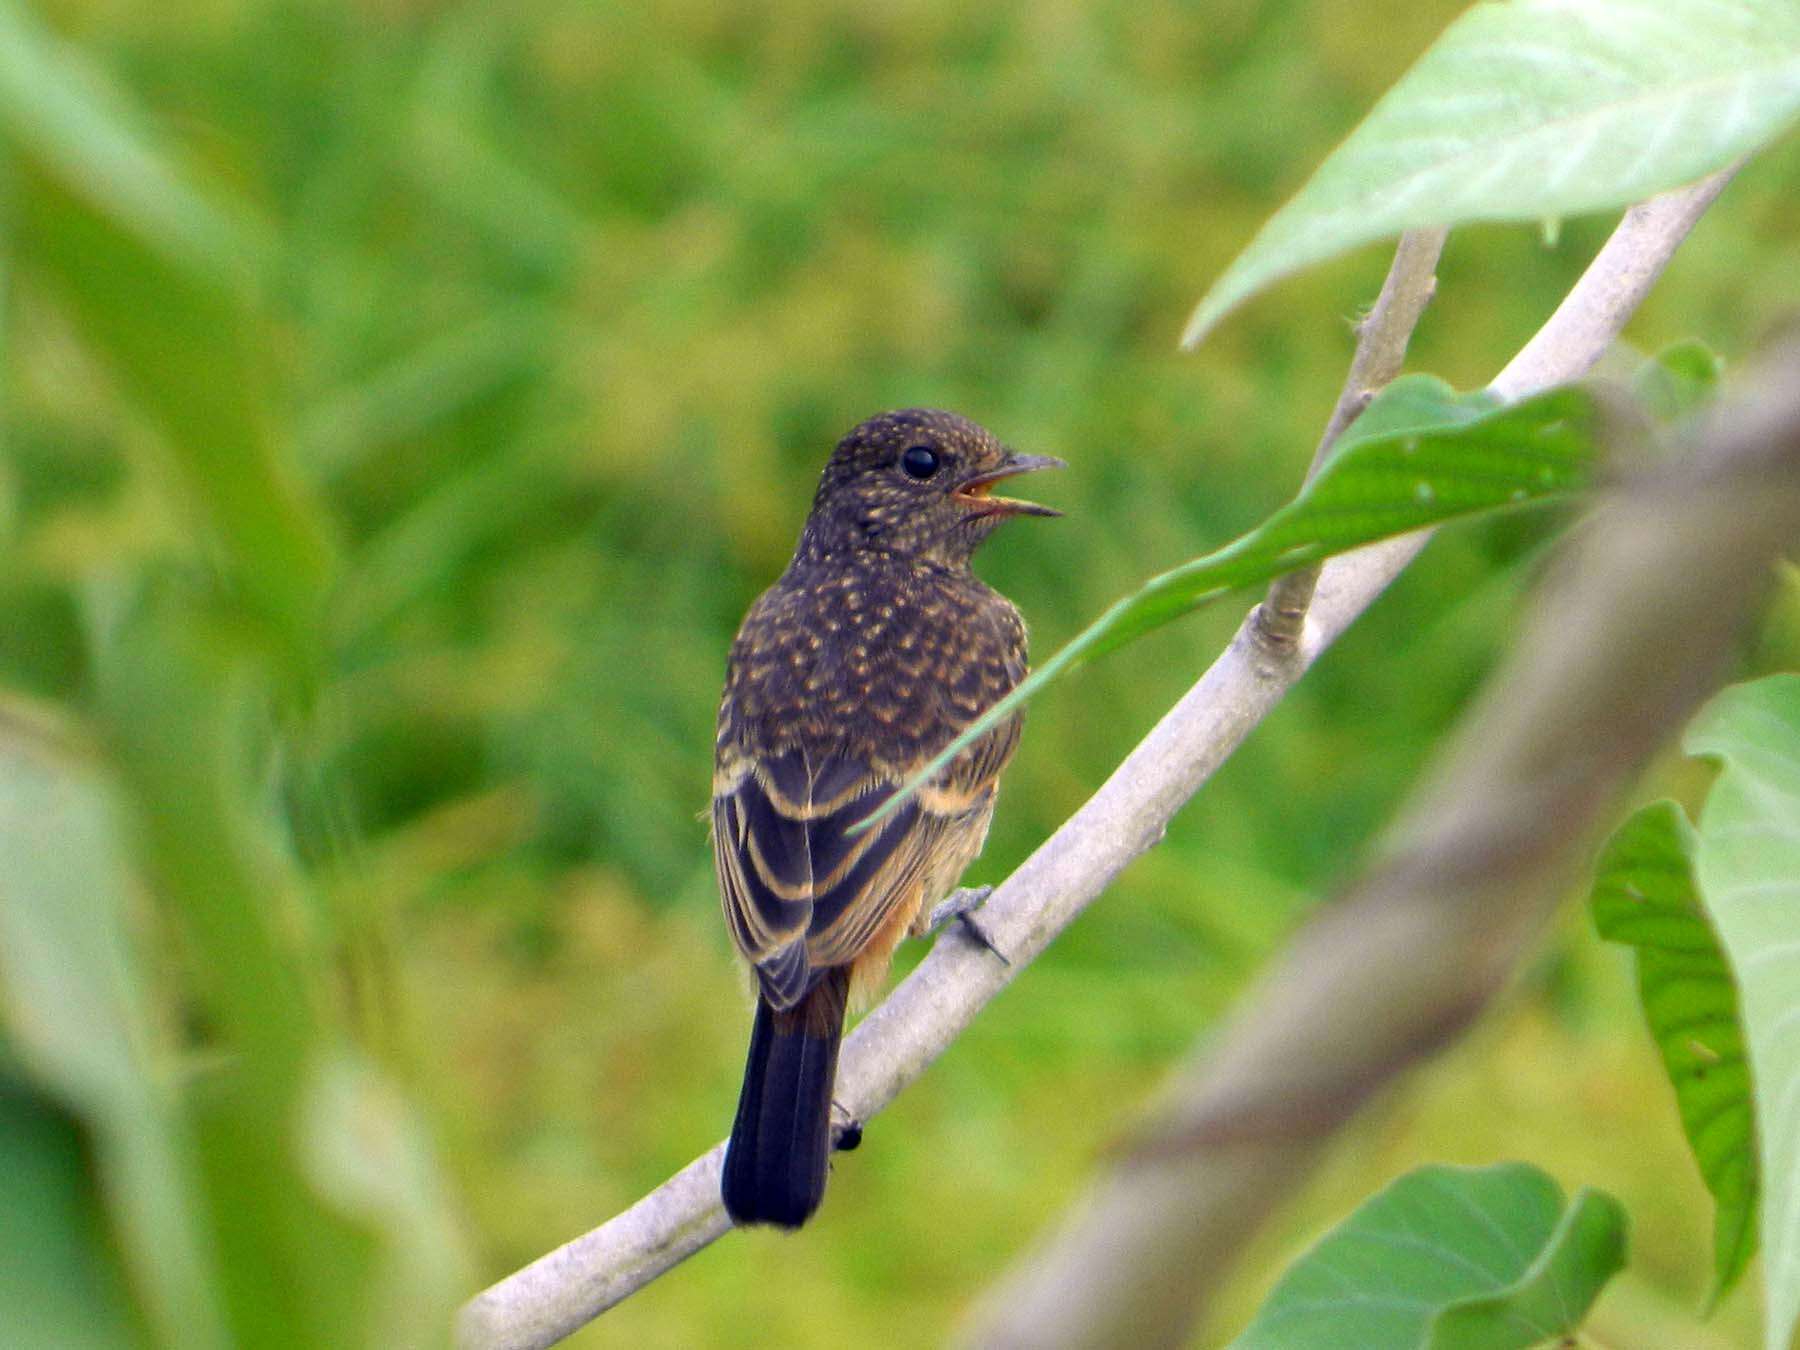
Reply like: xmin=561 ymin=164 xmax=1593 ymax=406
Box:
xmin=714 ymin=408 xmax=1061 ymax=1228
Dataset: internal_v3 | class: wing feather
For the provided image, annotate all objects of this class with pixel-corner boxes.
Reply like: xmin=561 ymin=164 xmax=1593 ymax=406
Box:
xmin=715 ymin=748 xmax=969 ymax=1011
xmin=713 ymin=596 xmax=1026 ymax=1012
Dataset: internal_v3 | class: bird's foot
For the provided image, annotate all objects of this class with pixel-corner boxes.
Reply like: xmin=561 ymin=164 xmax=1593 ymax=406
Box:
xmin=830 ymin=1103 xmax=863 ymax=1153
xmin=925 ymin=884 xmax=992 ymax=934
xmin=925 ymin=885 xmax=1009 ymax=965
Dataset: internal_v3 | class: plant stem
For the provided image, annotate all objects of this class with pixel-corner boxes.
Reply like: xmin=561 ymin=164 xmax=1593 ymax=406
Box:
xmin=1254 ymin=226 xmax=1447 ymax=651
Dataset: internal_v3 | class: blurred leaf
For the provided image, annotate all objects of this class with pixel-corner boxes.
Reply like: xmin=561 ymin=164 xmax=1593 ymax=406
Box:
xmin=1686 ymin=675 xmax=1800 ymax=1350
xmin=89 ymin=589 xmax=378 ymax=1347
xmin=331 ymin=441 xmax=572 ymax=644
xmin=297 ymin=1054 xmax=469 ymax=1348
xmin=1227 ymin=1162 xmax=1626 ymax=1349
xmin=1590 ymin=800 xmax=1755 ymax=1308
xmin=1183 ymin=0 xmax=1800 ymax=345
xmin=862 ymin=377 xmax=1599 ymax=832
xmin=294 ymin=302 xmax=553 ymax=481
xmin=406 ymin=8 xmax=587 ymax=280
xmin=78 ymin=583 xmax=465 ymax=1345
xmin=0 ymin=698 xmax=227 ymax=1349
xmin=90 ymin=589 xmax=318 ymax=1071
xmin=0 ymin=1 xmax=333 ymax=669
xmin=1633 ymin=339 xmax=1726 ymax=425
xmin=0 ymin=1069 xmax=145 ymax=1350
xmin=0 ymin=2 xmax=248 ymax=270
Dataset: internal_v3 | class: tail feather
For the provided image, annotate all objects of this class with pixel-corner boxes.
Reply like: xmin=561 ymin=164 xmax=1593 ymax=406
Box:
xmin=722 ymin=969 xmax=848 ymax=1228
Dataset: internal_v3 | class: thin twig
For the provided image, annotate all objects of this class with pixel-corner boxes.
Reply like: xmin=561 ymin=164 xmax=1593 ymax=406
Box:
xmin=1490 ymin=163 xmax=1740 ymax=403
xmin=454 ymin=168 xmax=1737 ymax=1350
xmin=1255 ymin=227 xmax=1447 ymax=650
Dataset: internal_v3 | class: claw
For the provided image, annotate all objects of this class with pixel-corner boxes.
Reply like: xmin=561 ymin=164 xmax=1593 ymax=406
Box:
xmin=830 ymin=1102 xmax=863 ymax=1152
xmin=925 ymin=884 xmax=991 ymax=934
xmin=926 ymin=885 xmax=1009 ymax=965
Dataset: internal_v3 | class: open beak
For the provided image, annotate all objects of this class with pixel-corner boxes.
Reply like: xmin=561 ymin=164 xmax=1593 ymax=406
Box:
xmin=953 ymin=453 xmax=1066 ymax=518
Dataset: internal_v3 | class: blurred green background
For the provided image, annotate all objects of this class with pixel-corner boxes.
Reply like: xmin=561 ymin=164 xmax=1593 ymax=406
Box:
xmin=2 ymin=1 xmax=1799 ymax=1346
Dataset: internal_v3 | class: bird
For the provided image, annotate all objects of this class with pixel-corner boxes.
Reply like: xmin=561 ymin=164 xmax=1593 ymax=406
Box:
xmin=713 ymin=408 xmax=1062 ymax=1229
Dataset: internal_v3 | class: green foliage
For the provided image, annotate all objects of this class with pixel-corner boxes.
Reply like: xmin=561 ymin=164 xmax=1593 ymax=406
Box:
xmin=86 ymin=595 xmax=470 ymax=1347
xmin=0 ymin=703 xmax=225 ymax=1346
xmin=865 ymin=377 xmax=1598 ymax=832
xmin=0 ymin=8 xmax=459 ymax=1345
xmin=1633 ymin=339 xmax=1726 ymax=426
xmin=0 ymin=2 xmax=333 ymax=670
xmin=0 ymin=1071 xmax=144 ymax=1350
xmin=1227 ymin=1163 xmax=1626 ymax=1350
xmin=1590 ymin=800 xmax=1756 ymax=1307
xmin=1185 ymin=0 xmax=1800 ymax=344
xmin=1687 ymin=676 xmax=1800 ymax=1350
xmin=0 ymin=1 xmax=1794 ymax=1346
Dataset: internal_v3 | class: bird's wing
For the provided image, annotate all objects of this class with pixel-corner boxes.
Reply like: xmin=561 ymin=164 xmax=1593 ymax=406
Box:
xmin=714 ymin=745 xmax=968 ymax=1011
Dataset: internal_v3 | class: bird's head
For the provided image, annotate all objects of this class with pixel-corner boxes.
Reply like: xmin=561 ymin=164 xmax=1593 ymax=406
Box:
xmin=797 ymin=409 xmax=1063 ymax=567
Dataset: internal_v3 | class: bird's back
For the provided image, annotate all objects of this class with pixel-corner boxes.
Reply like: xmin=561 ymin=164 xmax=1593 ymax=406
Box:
xmin=717 ymin=553 xmax=1027 ymax=777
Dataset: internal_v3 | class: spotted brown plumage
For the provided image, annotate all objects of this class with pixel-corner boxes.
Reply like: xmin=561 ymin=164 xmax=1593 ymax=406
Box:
xmin=715 ymin=408 xmax=1061 ymax=1229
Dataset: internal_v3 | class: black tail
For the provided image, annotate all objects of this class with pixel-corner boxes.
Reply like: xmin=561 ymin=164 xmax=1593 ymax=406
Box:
xmin=722 ymin=969 xmax=849 ymax=1228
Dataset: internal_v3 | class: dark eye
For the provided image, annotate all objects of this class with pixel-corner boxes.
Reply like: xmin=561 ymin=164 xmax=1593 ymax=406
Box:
xmin=900 ymin=444 xmax=941 ymax=479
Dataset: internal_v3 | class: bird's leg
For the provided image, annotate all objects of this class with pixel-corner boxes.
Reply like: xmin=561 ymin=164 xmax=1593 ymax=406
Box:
xmin=924 ymin=885 xmax=1009 ymax=965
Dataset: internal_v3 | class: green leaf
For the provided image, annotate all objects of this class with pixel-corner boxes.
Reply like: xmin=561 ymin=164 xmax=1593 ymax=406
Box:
xmin=0 ymin=699 xmax=228 ymax=1348
xmin=1589 ymin=800 xmax=1756 ymax=1308
xmin=89 ymin=593 xmax=367 ymax=1349
xmin=857 ymin=376 xmax=1598 ymax=834
xmin=1227 ymin=1163 xmax=1626 ymax=1349
xmin=293 ymin=300 xmax=553 ymax=480
xmin=0 ymin=1070 xmax=146 ymax=1350
xmin=0 ymin=1 xmax=334 ymax=671
xmin=1686 ymin=675 xmax=1800 ymax=1349
xmin=0 ymin=2 xmax=251 ymax=271
xmin=297 ymin=1055 xmax=469 ymax=1347
xmin=86 ymin=588 xmax=463 ymax=1348
xmin=1183 ymin=0 xmax=1800 ymax=345
xmin=1632 ymin=339 xmax=1725 ymax=425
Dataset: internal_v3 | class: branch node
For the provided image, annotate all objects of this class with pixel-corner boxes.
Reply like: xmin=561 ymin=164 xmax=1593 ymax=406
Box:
xmin=1250 ymin=584 xmax=1315 ymax=653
